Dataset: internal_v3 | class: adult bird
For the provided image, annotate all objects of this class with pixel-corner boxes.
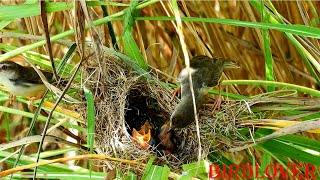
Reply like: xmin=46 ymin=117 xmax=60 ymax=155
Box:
xmin=170 ymin=55 xmax=239 ymax=129
xmin=0 ymin=61 xmax=55 ymax=104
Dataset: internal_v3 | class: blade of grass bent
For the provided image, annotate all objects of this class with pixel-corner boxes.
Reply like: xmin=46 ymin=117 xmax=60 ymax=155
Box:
xmin=100 ymin=0 xmax=119 ymax=50
xmin=222 ymin=80 xmax=320 ymax=97
xmin=121 ymin=0 xmax=148 ymax=70
xmin=250 ymin=0 xmax=320 ymax=85
xmin=0 ymin=0 xmax=160 ymax=63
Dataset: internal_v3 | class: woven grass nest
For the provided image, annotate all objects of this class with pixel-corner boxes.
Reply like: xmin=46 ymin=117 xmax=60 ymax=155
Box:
xmin=78 ymin=50 xmax=247 ymax=173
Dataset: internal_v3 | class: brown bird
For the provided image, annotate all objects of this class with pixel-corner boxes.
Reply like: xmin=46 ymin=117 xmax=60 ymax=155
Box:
xmin=170 ymin=55 xmax=239 ymax=129
xmin=170 ymin=90 xmax=205 ymax=129
xmin=0 ymin=61 xmax=55 ymax=104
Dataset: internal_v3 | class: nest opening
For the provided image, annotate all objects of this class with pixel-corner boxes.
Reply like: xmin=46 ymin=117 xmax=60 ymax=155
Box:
xmin=125 ymin=88 xmax=166 ymax=136
xmin=124 ymin=88 xmax=177 ymax=155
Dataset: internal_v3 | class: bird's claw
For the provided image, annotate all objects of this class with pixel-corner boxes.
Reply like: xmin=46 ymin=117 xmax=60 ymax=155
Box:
xmin=9 ymin=94 xmax=15 ymax=105
xmin=211 ymin=95 xmax=222 ymax=112
xmin=211 ymin=82 xmax=223 ymax=112
xmin=27 ymin=97 xmax=36 ymax=108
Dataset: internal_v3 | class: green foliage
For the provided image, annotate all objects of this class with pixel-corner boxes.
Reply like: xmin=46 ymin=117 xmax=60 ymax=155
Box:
xmin=135 ymin=16 xmax=320 ymax=38
xmin=261 ymin=1 xmax=275 ymax=92
xmin=256 ymin=130 xmax=320 ymax=166
xmin=121 ymin=0 xmax=148 ymax=70
xmin=0 ymin=2 xmax=73 ymax=21
xmin=142 ymin=157 xmax=170 ymax=180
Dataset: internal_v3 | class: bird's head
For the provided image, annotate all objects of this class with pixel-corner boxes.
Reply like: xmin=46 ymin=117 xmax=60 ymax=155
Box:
xmin=0 ymin=61 xmax=21 ymax=83
xmin=190 ymin=55 xmax=239 ymax=69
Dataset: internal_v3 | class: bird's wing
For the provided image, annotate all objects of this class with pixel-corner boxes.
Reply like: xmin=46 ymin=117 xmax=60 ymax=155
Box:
xmin=17 ymin=67 xmax=53 ymax=85
xmin=207 ymin=59 xmax=224 ymax=87
xmin=42 ymin=71 xmax=54 ymax=82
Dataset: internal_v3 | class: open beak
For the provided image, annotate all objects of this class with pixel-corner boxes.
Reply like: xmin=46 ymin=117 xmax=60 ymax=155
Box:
xmin=132 ymin=122 xmax=152 ymax=149
xmin=158 ymin=123 xmax=176 ymax=154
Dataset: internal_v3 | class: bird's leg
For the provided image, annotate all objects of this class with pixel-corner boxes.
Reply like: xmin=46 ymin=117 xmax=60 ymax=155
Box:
xmin=28 ymin=93 xmax=46 ymax=108
xmin=211 ymin=82 xmax=222 ymax=112
xmin=9 ymin=94 xmax=15 ymax=105
xmin=27 ymin=97 xmax=36 ymax=108
xmin=170 ymin=87 xmax=181 ymax=102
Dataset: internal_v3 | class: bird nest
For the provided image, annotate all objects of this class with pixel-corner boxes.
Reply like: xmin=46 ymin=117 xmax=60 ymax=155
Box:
xmin=78 ymin=51 xmax=247 ymax=173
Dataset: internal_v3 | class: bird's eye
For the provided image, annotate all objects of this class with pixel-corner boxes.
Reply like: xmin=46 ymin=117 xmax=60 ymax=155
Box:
xmin=0 ymin=65 xmax=8 ymax=71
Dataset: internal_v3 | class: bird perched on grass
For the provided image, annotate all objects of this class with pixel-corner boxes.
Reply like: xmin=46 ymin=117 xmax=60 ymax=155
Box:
xmin=0 ymin=61 xmax=54 ymax=104
xmin=170 ymin=55 xmax=239 ymax=129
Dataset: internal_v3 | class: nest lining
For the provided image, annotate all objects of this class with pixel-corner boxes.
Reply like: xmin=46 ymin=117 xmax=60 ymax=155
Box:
xmin=79 ymin=51 xmax=248 ymax=172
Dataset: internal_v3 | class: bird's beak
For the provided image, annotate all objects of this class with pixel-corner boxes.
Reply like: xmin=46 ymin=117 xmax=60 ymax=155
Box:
xmin=166 ymin=127 xmax=173 ymax=134
xmin=161 ymin=122 xmax=173 ymax=135
xmin=224 ymin=60 xmax=240 ymax=69
xmin=167 ymin=120 xmax=174 ymax=133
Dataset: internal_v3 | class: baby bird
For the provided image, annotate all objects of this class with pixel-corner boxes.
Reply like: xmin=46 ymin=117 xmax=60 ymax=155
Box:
xmin=170 ymin=55 xmax=239 ymax=129
xmin=0 ymin=61 xmax=54 ymax=104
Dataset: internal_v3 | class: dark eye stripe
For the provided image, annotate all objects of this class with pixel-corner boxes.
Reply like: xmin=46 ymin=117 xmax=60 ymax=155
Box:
xmin=0 ymin=65 xmax=13 ymax=70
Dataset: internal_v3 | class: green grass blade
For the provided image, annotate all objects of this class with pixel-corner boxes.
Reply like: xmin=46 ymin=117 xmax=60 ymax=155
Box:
xmin=260 ymin=139 xmax=320 ymax=166
xmin=0 ymin=151 xmax=74 ymax=172
xmin=100 ymin=0 xmax=119 ymax=50
xmin=135 ymin=16 xmax=320 ymax=38
xmin=30 ymin=148 xmax=78 ymax=159
xmin=222 ymin=80 xmax=320 ymax=97
xmin=261 ymin=1 xmax=274 ymax=92
xmin=249 ymin=0 xmax=320 ymax=85
xmin=121 ymin=0 xmax=148 ymax=70
xmin=56 ymin=43 xmax=77 ymax=79
xmin=278 ymin=135 xmax=320 ymax=152
xmin=0 ymin=2 xmax=73 ymax=21
xmin=142 ymin=157 xmax=155 ymax=180
xmin=255 ymin=130 xmax=320 ymax=166
xmin=83 ymin=86 xmax=95 ymax=175
xmin=182 ymin=160 xmax=210 ymax=179
xmin=125 ymin=172 xmax=137 ymax=180
xmin=86 ymin=1 xmax=130 ymax=7
xmin=3 ymin=107 xmax=10 ymax=142
xmin=10 ymin=172 xmax=105 ymax=180
xmin=0 ymin=21 xmax=11 ymax=30
xmin=258 ymin=153 xmax=271 ymax=180
xmin=208 ymin=151 xmax=243 ymax=179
